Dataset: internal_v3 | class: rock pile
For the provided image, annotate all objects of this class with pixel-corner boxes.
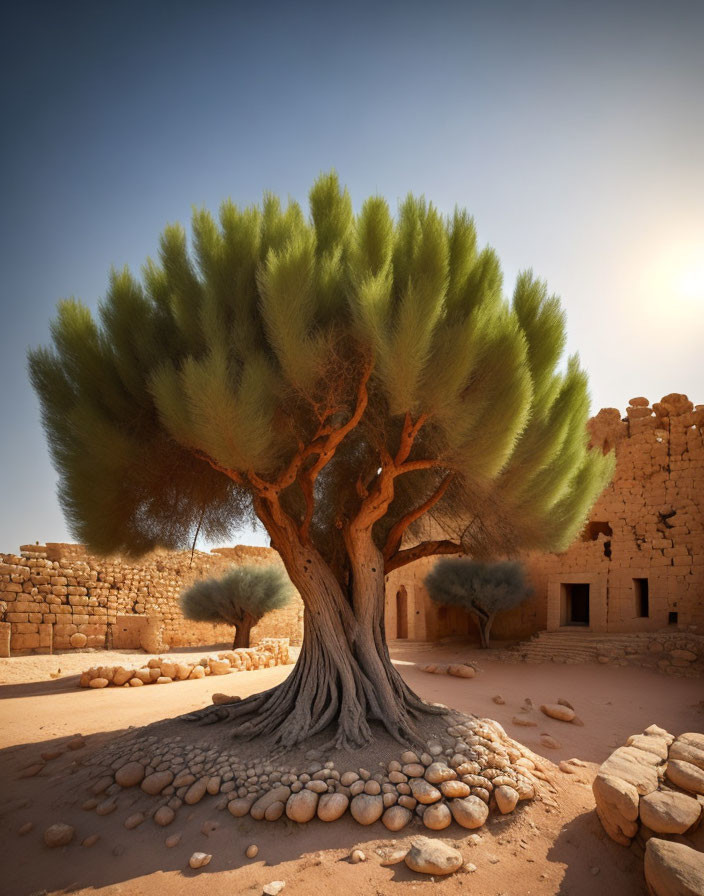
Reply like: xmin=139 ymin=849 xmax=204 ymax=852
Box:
xmin=78 ymin=640 xmax=291 ymax=688
xmin=593 ymin=725 xmax=704 ymax=893
xmin=75 ymin=714 xmax=543 ymax=836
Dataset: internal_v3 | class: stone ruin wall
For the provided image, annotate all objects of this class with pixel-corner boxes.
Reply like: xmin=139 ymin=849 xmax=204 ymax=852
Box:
xmin=0 ymin=542 xmax=304 ymax=656
xmin=523 ymin=392 xmax=703 ymax=635
xmin=386 ymin=392 xmax=703 ymax=644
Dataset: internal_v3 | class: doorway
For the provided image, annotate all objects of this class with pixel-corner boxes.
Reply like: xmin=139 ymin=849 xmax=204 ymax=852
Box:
xmin=395 ymin=587 xmax=408 ymax=639
xmin=561 ymin=583 xmax=590 ymax=626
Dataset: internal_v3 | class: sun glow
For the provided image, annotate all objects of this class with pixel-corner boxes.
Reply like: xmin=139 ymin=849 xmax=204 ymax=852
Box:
xmin=676 ymin=257 xmax=704 ymax=302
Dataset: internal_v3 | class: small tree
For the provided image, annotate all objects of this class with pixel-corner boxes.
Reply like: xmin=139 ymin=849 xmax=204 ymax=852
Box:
xmin=180 ymin=565 xmax=291 ymax=649
xmin=425 ymin=559 xmax=531 ymax=648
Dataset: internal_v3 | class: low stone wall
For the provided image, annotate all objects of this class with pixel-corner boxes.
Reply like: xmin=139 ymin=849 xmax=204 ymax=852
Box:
xmin=0 ymin=542 xmax=304 ymax=656
xmin=79 ymin=638 xmax=291 ymax=688
xmin=593 ymin=725 xmax=704 ymax=893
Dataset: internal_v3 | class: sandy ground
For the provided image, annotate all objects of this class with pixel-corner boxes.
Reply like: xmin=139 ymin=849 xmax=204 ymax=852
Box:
xmin=0 ymin=640 xmax=702 ymax=896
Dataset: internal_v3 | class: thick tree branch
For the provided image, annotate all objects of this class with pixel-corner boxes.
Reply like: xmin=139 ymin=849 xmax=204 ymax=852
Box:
xmin=384 ymin=539 xmax=464 ymax=574
xmin=382 ymin=472 xmax=454 ymax=562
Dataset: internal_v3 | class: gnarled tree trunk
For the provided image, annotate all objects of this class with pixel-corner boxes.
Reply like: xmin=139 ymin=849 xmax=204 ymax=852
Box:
xmin=187 ymin=533 xmax=439 ymax=749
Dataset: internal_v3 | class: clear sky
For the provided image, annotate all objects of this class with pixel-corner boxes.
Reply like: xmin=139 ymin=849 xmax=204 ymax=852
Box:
xmin=1 ymin=0 xmax=702 ymax=551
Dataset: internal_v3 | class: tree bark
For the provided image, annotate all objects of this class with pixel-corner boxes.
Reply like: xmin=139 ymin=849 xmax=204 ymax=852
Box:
xmin=186 ymin=533 xmax=440 ymax=749
xmin=232 ymin=614 xmax=254 ymax=649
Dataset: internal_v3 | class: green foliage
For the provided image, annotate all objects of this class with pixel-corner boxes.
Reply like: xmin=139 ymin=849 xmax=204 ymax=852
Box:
xmin=425 ymin=558 xmax=531 ymax=616
xmin=180 ymin=565 xmax=291 ymax=626
xmin=29 ymin=171 xmax=614 ymax=563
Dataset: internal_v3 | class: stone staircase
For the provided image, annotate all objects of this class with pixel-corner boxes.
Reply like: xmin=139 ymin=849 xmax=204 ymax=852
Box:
xmin=499 ymin=629 xmax=704 ymax=677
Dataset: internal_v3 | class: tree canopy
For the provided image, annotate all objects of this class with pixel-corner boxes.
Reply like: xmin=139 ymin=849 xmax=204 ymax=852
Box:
xmin=29 ymin=172 xmax=614 ymax=574
xmin=425 ymin=559 xmax=531 ymax=648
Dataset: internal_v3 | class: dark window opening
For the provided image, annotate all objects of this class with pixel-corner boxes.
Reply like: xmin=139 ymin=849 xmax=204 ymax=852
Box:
xmin=395 ymin=587 xmax=408 ymax=639
xmin=563 ymin=583 xmax=590 ymax=626
xmin=668 ymin=611 xmax=678 ymax=626
xmin=582 ymin=521 xmax=613 ymax=542
xmin=634 ymin=578 xmax=649 ymax=617
xmin=603 ymin=540 xmax=612 ymax=559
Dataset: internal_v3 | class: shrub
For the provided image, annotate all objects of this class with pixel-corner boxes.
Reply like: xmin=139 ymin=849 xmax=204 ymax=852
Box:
xmin=180 ymin=565 xmax=291 ymax=648
xmin=424 ymin=559 xmax=531 ymax=648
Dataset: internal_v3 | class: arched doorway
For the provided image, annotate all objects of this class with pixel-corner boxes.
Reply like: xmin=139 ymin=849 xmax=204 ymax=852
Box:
xmin=395 ymin=586 xmax=408 ymax=639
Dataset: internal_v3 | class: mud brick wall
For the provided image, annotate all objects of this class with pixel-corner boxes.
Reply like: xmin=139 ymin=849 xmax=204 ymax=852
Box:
xmin=0 ymin=543 xmax=304 ymax=656
xmin=386 ymin=392 xmax=703 ymax=642
xmin=524 ymin=392 xmax=704 ymax=635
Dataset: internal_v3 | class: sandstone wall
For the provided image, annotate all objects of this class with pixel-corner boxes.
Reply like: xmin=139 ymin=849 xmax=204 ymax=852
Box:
xmin=0 ymin=542 xmax=304 ymax=656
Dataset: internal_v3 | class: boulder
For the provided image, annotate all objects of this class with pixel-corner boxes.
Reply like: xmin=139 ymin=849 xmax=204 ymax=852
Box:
xmin=666 ymin=760 xmax=704 ymax=796
xmin=669 ymin=740 xmax=704 ymax=772
xmin=639 ymin=791 xmax=702 ymax=835
xmin=644 ymin=838 xmax=704 ymax=896
xmin=593 ymin=773 xmax=640 ymax=822
xmin=141 ymin=770 xmax=174 ymax=795
xmin=495 ymin=785 xmax=519 ymax=814
xmin=598 ymin=746 xmax=660 ymax=795
xmin=404 ymin=836 xmax=463 ymax=876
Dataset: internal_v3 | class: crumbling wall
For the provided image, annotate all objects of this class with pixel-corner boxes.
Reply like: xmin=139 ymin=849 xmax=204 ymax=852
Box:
xmin=385 ymin=393 xmax=703 ymax=641
xmin=0 ymin=543 xmax=304 ymax=655
xmin=524 ymin=393 xmax=703 ymax=634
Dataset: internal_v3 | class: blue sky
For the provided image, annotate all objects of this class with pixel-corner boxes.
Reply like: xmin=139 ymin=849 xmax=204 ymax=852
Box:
xmin=1 ymin=0 xmax=702 ymax=549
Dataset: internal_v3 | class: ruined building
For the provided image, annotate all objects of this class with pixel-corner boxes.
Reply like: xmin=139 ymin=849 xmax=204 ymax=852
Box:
xmin=384 ymin=393 xmax=703 ymax=643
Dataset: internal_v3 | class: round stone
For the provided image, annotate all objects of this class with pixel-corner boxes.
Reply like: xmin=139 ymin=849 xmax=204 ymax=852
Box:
xmin=440 ymin=780 xmax=470 ymax=799
xmin=410 ymin=778 xmax=442 ymax=804
xmin=382 ymin=805 xmax=412 ymax=831
xmin=350 ymin=849 xmax=366 ymax=864
xmin=89 ymin=678 xmax=109 ymax=689
xmin=540 ymin=704 xmax=576 ymax=723
xmin=154 ymin=806 xmax=175 ymax=826
xmin=424 ymin=762 xmax=456 ymax=785
xmin=246 ymin=844 xmax=259 ymax=859
xmin=44 ymin=823 xmax=75 ymax=848
xmin=286 ymin=789 xmax=319 ymax=823
xmin=115 ymin=762 xmax=145 ymax=788
xmin=350 ymin=793 xmax=384 ymax=825
xmin=495 ymin=785 xmax=519 ymax=814
xmin=141 ymin=771 xmax=174 ymax=795
xmin=422 ymin=801 xmax=452 ymax=830
xmin=70 ymin=633 xmax=88 ymax=648
xmin=188 ymin=851 xmax=212 ymax=869
xmin=317 ymin=793 xmax=349 ymax=822
xmin=449 ymin=795 xmax=489 ymax=829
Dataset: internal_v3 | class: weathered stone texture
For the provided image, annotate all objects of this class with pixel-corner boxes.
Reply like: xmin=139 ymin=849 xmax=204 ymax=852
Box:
xmin=0 ymin=543 xmax=303 ymax=655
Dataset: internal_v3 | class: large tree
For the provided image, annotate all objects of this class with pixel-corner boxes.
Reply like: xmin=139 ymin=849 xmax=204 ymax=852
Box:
xmin=29 ymin=173 xmax=613 ymax=749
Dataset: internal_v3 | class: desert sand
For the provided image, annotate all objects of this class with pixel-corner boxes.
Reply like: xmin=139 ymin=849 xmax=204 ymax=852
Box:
xmin=1 ymin=640 xmax=702 ymax=896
